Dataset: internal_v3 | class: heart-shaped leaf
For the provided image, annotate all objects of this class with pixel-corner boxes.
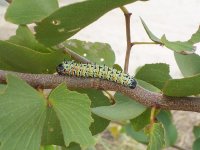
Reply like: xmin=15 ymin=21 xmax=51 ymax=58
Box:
xmin=0 ymin=75 xmax=46 ymax=150
xmin=49 ymin=84 xmax=95 ymax=147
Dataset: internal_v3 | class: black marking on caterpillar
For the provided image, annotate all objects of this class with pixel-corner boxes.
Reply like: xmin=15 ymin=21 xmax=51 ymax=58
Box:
xmin=56 ymin=60 xmax=137 ymax=89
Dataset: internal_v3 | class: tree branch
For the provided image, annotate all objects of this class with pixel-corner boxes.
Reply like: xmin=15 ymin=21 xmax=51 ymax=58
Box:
xmin=0 ymin=70 xmax=200 ymax=112
xmin=5 ymin=0 xmax=12 ymax=3
xmin=120 ymin=6 xmax=133 ymax=73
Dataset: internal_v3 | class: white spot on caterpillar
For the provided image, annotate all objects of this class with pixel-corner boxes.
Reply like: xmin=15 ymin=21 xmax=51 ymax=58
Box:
xmin=68 ymin=27 xmax=81 ymax=33
xmin=83 ymin=53 xmax=87 ymax=57
xmin=58 ymin=28 xmax=65 ymax=32
xmin=100 ymin=58 xmax=104 ymax=62
xmin=52 ymin=20 xmax=61 ymax=25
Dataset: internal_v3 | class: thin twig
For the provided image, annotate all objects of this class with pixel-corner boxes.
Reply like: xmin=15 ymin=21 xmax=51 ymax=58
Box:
xmin=5 ymin=0 xmax=12 ymax=3
xmin=103 ymin=91 xmax=115 ymax=104
xmin=57 ymin=43 xmax=90 ymax=64
xmin=132 ymin=42 xmax=159 ymax=45
xmin=1 ymin=70 xmax=200 ymax=112
xmin=120 ymin=6 xmax=133 ymax=73
xmin=120 ymin=6 xmax=129 ymax=14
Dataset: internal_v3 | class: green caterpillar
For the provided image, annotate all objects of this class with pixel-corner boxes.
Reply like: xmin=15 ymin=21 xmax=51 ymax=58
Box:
xmin=56 ymin=60 xmax=137 ymax=89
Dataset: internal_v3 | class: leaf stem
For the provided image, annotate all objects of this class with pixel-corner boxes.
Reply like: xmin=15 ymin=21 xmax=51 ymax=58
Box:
xmin=132 ymin=42 xmax=159 ymax=45
xmin=120 ymin=6 xmax=133 ymax=73
xmin=104 ymin=91 xmax=115 ymax=104
xmin=150 ymin=106 xmax=156 ymax=125
xmin=57 ymin=43 xmax=90 ymax=64
xmin=120 ymin=6 xmax=129 ymax=14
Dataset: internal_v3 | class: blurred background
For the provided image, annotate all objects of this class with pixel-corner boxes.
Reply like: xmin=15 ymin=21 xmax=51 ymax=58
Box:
xmin=1 ymin=0 xmax=200 ymax=149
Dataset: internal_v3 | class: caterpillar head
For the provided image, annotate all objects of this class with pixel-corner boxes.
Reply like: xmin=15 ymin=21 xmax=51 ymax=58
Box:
xmin=56 ymin=60 xmax=74 ymax=75
xmin=129 ymin=79 xmax=137 ymax=89
xmin=56 ymin=63 xmax=65 ymax=75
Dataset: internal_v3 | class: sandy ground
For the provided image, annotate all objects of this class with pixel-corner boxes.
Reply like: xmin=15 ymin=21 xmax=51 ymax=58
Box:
xmin=1 ymin=0 xmax=200 ymax=149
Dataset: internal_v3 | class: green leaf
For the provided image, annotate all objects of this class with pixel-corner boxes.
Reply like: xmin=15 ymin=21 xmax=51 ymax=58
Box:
xmin=147 ymin=123 xmax=165 ymax=150
xmin=193 ymin=138 xmax=200 ymax=150
xmin=92 ymin=92 xmax=146 ymax=121
xmin=77 ymin=89 xmax=110 ymax=135
xmin=0 ymin=40 xmax=66 ymax=74
xmin=5 ymin=0 xmax=58 ymax=24
xmin=0 ymin=75 xmax=46 ymax=150
xmin=193 ymin=126 xmax=200 ymax=139
xmin=0 ymin=84 xmax=6 ymax=93
xmin=174 ymin=53 xmax=200 ymax=77
xmin=49 ymin=84 xmax=95 ymax=147
xmin=140 ymin=18 xmax=197 ymax=54
xmin=8 ymin=25 xmax=52 ymax=53
xmin=157 ymin=111 xmax=177 ymax=146
xmin=65 ymin=143 xmax=81 ymax=150
xmin=161 ymin=35 xmax=196 ymax=54
xmin=193 ymin=126 xmax=200 ymax=150
xmin=41 ymin=108 xmax=65 ymax=146
xmin=124 ymin=123 xmax=148 ymax=144
xmin=140 ymin=18 xmax=162 ymax=43
xmin=42 ymin=145 xmax=55 ymax=150
xmin=130 ymin=81 xmax=160 ymax=131
xmin=163 ymin=74 xmax=200 ymax=96
xmin=64 ymin=39 xmax=115 ymax=67
xmin=113 ymin=64 xmax=123 ymax=72
xmin=137 ymin=80 xmax=161 ymax=93
xmin=188 ymin=26 xmax=200 ymax=44
xmin=35 ymin=0 xmax=148 ymax=46
xmin=135 ymin=63 xmax=171 ymax=89
xmin=130 ymin=109 xmax=151 ymax=131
